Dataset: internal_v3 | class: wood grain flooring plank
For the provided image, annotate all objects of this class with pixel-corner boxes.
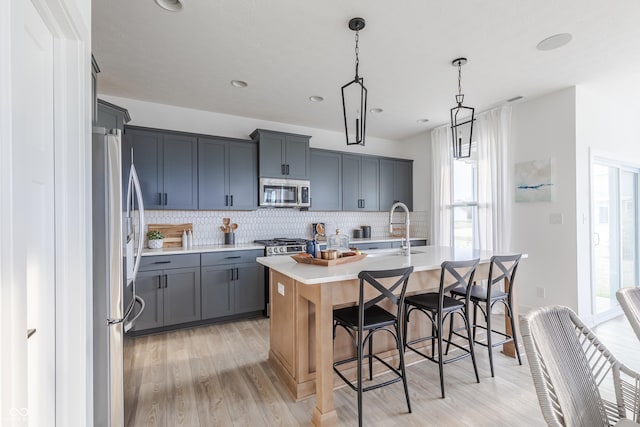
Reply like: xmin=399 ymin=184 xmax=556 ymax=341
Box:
xmin=125 ymin=314 xmax=637 ymax=426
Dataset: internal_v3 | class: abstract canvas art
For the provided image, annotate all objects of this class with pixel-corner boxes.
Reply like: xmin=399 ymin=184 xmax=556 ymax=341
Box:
xmin=515 ymin=159 xmax=554 ymax=202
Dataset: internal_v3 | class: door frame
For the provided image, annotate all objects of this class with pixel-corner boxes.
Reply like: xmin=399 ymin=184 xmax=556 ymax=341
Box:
xmin=589 ymin=149 xmax=640 ymax=324
xmin=0 ymin=0 xmax=91 ymax=426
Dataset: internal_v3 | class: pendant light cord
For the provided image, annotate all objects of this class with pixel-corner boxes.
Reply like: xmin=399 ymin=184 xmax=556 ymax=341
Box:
xmin=354 ymin=31 xmax=360 ymax=79
xmin=458 ymin=61 xmax=462 ymax=96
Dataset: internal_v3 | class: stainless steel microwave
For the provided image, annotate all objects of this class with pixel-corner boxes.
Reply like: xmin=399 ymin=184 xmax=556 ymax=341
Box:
xmin=259 ymin=177 xmax=310 ymax=208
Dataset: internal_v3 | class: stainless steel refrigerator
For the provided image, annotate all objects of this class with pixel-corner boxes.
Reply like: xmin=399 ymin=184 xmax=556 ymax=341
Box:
xmin=92 ymin=127 xmax=145 ymax=427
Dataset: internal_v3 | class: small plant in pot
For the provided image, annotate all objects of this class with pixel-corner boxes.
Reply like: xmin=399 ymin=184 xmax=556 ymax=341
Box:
xmin=147 ymin=230 xmax=165 ymax=249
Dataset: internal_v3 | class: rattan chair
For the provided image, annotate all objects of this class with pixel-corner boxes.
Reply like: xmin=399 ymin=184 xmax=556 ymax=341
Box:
xmin=521 ymin=306 xmax=640 ymax=426
xmin=616 ymin=287 xmax=640 ymax=342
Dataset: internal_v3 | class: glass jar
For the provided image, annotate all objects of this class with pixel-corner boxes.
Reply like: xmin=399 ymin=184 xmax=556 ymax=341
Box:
xmin=327 ymin=229 xmax=349 ymax=253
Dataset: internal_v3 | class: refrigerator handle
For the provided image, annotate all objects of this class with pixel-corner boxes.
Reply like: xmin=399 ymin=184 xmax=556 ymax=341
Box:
xmin=123 ymin=295 xmax=146 ymax=333
xmin=108 ymin=297 xmax=136 ymax=326
xmin=127 ymin=164 xmax=145 ymax=283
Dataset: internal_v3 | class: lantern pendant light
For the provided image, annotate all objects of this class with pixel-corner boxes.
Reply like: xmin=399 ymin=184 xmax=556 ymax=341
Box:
xmin=450 ymin=57 xmax=475 ymax=159
xmin=341 ymin=17 xmax=367 ymax=146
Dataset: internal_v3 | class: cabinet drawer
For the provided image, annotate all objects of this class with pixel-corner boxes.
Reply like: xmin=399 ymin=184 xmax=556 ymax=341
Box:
xmin=201 ymin=250 xmax=262 ymax=266
xmin=352 ymin=242 xmax=393 ymax=251
xmin=139 ymin=254 xmax=200 ymax=271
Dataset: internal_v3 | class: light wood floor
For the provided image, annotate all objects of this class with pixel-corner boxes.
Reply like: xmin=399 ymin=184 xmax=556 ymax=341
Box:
xmin=124 ymin=314 xmax=640 ymax=427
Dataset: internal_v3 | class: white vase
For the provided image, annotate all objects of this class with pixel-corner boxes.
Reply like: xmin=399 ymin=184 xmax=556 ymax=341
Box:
xmin=148 ymin=239 xmax=163 ymax=249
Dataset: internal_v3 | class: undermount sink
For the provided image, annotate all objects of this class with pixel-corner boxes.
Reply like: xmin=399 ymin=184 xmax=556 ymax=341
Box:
xmin=365 ymin=249 xmax=422 ymax=257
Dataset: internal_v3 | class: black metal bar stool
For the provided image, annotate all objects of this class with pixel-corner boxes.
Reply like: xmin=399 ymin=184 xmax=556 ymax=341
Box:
xmin=333 ymin=266 xmax=414 ymax=427
xmin=449 ymin=254 xmax=522 ymax=377
xmin=404 ymin=259 xmax=480 ymax=398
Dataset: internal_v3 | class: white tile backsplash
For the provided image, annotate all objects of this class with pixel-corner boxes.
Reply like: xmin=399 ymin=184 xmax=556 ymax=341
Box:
xmin=140 ymin=209 xmax=429 ymax=245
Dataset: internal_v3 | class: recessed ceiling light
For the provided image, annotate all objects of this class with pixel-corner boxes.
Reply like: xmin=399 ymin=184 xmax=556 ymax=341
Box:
xmin=369 ymin=108 xmax=383 ymax=114
xmin=536 ymin=33 xmax=572 ymax=51
xmin=230 ymin=80 xmax=248 ymax=88
xmin=309 ymin=96 xmax=324 ymax=102
xmin=416 ymin=118 xmax=429 ymax=124
xmin=154 ymin=0 xmax=183 ymax=12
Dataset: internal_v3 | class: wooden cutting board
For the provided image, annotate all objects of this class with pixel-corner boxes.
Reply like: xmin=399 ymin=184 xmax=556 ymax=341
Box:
xmin=147 ymin=223 xmax=193 ymax=248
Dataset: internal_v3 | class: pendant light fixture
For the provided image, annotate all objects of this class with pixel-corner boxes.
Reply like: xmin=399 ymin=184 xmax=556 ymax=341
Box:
xmin=341 ymin=17 xmax=367 ymax=146
xmin=450 ymin=57 xmax=475 ymax=159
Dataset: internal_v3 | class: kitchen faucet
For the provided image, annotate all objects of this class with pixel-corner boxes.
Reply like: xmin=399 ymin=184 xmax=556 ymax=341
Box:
xmin=389 ymin=202 xmax=410 ymax=256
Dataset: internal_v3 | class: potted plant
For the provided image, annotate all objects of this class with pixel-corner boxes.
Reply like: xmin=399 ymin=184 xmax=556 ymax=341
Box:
xmin=147 ymin=230 xmax=165 ymax=249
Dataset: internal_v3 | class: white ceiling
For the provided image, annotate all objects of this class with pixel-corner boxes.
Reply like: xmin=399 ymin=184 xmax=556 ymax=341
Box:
xmin=92 ymin=0 xmax=640 ymax=141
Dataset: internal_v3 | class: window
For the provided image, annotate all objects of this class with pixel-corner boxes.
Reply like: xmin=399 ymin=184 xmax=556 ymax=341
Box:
xmin=451 ymin=143 xmax=478 ymax=248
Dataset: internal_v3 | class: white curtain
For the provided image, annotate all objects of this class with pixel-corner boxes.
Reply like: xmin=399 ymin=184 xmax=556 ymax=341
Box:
xmin=476 ymin=106 xmax=512 ymax=252
xmin=430 ymin=126 xmax=452 ymax=246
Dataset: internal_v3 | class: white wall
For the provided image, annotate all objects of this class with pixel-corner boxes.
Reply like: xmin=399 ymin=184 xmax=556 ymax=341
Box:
xmin=399 ymin=131 xmax=431 ymax=212
xmin=100 ymin=95 xmax=409 ymax=158
xmin=575 ymin=76 xmax=640 ymax=320
xmin=510 ymin=87 xmax=578 ymax=313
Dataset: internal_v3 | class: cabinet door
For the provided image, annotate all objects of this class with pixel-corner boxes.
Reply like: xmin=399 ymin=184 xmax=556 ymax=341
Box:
xmin=228 ymin=141 xmax=257 ymax=210
xmin=125 ymin=129 xmax=163 ymax=209
xmin=163 ymin=134 xmax=198 ymax=210
xmin=163 ymin=267 xmax=201 ymax=326
xmin=201 ymin=265 xmax=234 ymax=319
xmin=234 ymin=263 xmax=264 ymax=314
xmin=198 ymin=138 xmax=228 ymax=209
xmin=342 ymin=154 xmax=361 ymax=211
xmin=132 ymin=270 xmax=164 ymax=331
xmin=258 ymin=133 xmax=286 ymax=178
xmin=310 ymin=150 xmax=342 ymax=211
xmin=395 ymin=160 xmax=413 ymax=211
xmin=284 ymin=135 xmax=309 ymax=179
xmin=379 ymin=159 xmax=395 ymax=211
xmin=361 ymin=157 xmax=379 ymax=211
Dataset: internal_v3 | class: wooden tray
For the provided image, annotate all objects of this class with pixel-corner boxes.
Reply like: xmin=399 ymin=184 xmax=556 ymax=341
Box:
xmin=291 ymin=253 xmax=367 ymax=266
xmin=147 ymin=223 xmax=193 ymax=248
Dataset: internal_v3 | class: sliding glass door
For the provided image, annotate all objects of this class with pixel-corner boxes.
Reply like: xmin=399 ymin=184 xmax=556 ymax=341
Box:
xmin=591 ymin=160 xmax=639 ymax=321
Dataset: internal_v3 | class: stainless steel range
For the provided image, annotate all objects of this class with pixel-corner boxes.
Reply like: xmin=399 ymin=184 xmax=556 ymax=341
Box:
xmin=254 ymin=238 xmax=308 ymax=256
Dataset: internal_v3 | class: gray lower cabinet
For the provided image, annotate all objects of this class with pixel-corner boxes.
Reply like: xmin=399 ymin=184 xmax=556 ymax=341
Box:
xmin=380 ymin=159 xmax=413 ymax=211
xmin=251 ymin=129 xmax=310 ymax=179
xmin=201 ymin=250 xmax=265 ymax=320
xmin=198 ymin=137 xmax=257 ymax=210
xmin=123 ymin=126 xmax=198 ymax=210
xmin=132 ymin=263 xmax=201 ymax=332
xmin=309 ymin=149 xmax=342 ymax=210
xmin=342 ymin=154 xmax=379 ymax=211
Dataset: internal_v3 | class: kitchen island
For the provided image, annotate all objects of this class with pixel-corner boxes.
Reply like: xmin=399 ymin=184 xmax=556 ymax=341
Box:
xmin=257 ymin=246 xmax=522 ymax=427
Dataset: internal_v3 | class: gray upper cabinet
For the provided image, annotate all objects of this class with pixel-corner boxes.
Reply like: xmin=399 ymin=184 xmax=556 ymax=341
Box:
xmin=309 ymin=149 xmax=342 ymax=211
xmin=342 ymin=154 xmax=379 ymax=211
xmin=251 ymin=129 xmax=310 ymax=179
xmin=199 ymin=137 xmax=257 ymax=210
xmin=96 ymin=99 xmax=131 ymax=133
xmin=380 ymin=158 xmax=413 ymax=211
xmin=124 ymin=126 xmax=198 ymax=210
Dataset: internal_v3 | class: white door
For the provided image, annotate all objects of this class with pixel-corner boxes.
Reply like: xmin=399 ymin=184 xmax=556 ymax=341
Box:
xmin=7 ymin=0 xmax=56 ymax=425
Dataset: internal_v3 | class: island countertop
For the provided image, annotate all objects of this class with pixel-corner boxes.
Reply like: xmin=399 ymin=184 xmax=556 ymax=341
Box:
xmin=257 ymin=246 xmax=499 ymax=285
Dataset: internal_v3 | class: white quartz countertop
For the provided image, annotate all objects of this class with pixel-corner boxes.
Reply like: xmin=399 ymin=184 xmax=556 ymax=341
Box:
xmin=140 ymin=236 xmax=429 ymax=257
xmin=256 ymin=246 xmax=511 ymax=285
xmin=141 ymin=243 xmax=265 ymax=256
